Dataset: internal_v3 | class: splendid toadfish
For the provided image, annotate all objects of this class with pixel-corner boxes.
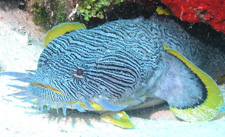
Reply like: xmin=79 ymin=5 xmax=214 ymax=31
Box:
xmin=8 ymin=15 xmax=225 ymax=128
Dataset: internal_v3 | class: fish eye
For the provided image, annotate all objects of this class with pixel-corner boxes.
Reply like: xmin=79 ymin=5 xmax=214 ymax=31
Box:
xmin=73 ymin=67 xmax=86 ymax=79
xmin=76 ymin=69 xmax=84 ymax=76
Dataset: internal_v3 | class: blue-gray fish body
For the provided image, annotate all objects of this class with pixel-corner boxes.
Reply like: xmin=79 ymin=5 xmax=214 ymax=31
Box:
xmin=29 ymin=16 xmax=225 ymax=112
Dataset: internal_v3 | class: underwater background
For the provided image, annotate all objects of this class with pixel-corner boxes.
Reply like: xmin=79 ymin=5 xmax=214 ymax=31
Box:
xmin=0 ymin=0 xmax=225 ymax=136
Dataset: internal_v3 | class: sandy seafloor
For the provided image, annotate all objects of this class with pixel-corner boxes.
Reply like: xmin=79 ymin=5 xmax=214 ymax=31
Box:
xmin=0 ymin=5 xmax=225 ymax=137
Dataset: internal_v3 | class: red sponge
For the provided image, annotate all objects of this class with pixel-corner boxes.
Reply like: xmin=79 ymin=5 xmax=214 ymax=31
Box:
xmin=160 ymin=0 xmax=225 ymax=34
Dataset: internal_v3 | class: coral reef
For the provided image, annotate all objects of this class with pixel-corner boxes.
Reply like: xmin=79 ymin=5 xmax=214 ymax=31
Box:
xmin=77 ymin=0 xmax=125 ymax=21
xmin=159 ymin=0 xmax=225 ymax=34
xmin=23 ymin=0 xmax=127 ymax=28
xmin=26 ymin=0 xmax=69 ymax=28
xmin=32 ymin=2 xmax=50 ymax=27
xmin=13 ymin=0 xmax=154 ymax=29
xmin=5 ymin=0 xmax=225 ymax=34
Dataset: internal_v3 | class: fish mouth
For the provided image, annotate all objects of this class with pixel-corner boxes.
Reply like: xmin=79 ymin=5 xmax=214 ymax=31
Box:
xmin=31 ymin=82 xmax=64 ymax=95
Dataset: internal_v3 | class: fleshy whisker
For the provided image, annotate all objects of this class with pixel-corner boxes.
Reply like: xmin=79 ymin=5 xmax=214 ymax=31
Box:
xmin=7 ymin=85 xmax=28 ymax=91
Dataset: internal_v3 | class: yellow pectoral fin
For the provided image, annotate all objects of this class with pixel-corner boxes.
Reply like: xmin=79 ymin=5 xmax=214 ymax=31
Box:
xmin=78 ymin=101 xmax=86 ymax=107
xmin=44 ymin=22 xmax=86 ymax=47
xmin=90 ymin=102 xmax=103 ymax=111
xmin=100 ymin=111 xmax=135 ymax=129
xmin=163 ymin=43 xmax=224 ymax=122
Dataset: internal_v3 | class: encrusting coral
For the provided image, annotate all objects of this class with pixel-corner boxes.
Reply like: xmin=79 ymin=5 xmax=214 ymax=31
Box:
xmin=23 ymin=0 xmax=125 ymax=28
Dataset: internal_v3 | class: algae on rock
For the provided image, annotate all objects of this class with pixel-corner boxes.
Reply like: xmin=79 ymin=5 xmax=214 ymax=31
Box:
xmin=26 ymin=0 xmax=125 ymax=28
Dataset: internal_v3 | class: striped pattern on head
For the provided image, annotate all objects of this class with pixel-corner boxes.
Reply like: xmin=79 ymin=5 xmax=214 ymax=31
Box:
xmin=31 ymin=18 xmax=161 ymax=102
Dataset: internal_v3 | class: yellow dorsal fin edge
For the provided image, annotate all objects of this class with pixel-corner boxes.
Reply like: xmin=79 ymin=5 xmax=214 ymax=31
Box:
xmin=44 ymin=22 xmax=86 ymax=47
xmin=163 ymin=43 xmax=224 ymax=122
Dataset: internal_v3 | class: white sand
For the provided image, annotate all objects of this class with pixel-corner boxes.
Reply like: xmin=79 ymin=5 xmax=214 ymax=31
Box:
xmin=0 ymin=6 xmax=225 ymax=137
